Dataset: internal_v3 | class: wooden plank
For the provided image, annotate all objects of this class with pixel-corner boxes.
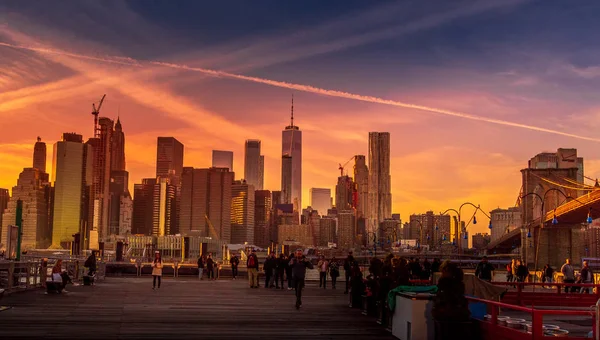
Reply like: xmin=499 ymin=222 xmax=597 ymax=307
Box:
xmin=0 ymin=277 xmax=395 ymax=339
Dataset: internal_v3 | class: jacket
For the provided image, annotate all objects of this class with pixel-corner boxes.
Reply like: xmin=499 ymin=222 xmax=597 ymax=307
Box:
xmin=230 ymin=256 xmax=239 ymax=267
xmin=289 ymin=256 xmax=314 ymax=280
xmin=247 ymin=254 xmax=259 ymax=269
xmin=197 ymin=257 xmax=204 ymax=269
xmin=152 ymin=260 xmax=163 ymax=276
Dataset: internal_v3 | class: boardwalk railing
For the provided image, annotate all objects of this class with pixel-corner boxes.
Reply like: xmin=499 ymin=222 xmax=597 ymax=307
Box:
xmin=492 ymin=281 xmax=600 ymax=308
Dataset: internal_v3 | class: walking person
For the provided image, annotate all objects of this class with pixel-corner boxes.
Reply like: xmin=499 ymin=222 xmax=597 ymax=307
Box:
xmin=276 ymin=254 xmax=287 ymax=289
xmin=329 ymin=257 xmax=340 ymax=289
xmin=561 ymin=258 xmax=575 ymax=293
xmin=318 ymin=255 xmax=329 ymax=289
xmin=230 ymin=253 xmax=239 ymax=280
xmin=264 ymin=253 xmax=276 ymax=288
xmin=289 ymin=249 xmax=314 ymax=309
xmin=152 ymin=251 xmax=163 ymax=290
xmin=343 ymin=251 xmax=354 ymax=294
xmin=542 ymin=264 xmax=554 ymax=288
xmin=206 ymin=254 xmax=215 ymax=281
xmin=197 ymin=255 xmax=205 ymax=280
xmin=506 ymin=260 xmax=514 ymax=283
xmin=578 ymin=260 xmax=594 ymax=294
xmin=286 ymin=254 xmax=293 ymax=290
xmin=247 ymin=249 xmax=259 ymax=288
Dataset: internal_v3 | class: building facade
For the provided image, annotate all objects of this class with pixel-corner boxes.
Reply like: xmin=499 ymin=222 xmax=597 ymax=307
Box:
xmin=282 ymin=97 xmax=302 ymax=212
xmin=408 ymin=211 xmax=451 ymax=249
xmin=367 ymin=132 xmax=391 ymax=241
xmin=254 ymin=190 xmax=271 ymax=248
xmin=231 ymin=180 xmax=255 ymax=244
xmin=132 ymin=178 xmax=156 ymax=235
xmin=337 ymin=210 xmax=356 ymax=251
xmin=309 ymin=188 xmax=331 ymax=217
xmin=472 ymin=233 xmax=490 ymax=250
xmin=212 ymin=150 xmax=234 ymax=172
xmin=111 ymin=118 xmax=126 ymax=171
xmin=0 ymin=188 xmax=9 ymax=238
xmin=335 ymin=176 xmax=354 ymax=211
xmin=281 ymin=155 xmax=293 ymax=205
xmin=244 ymin=140 xmax=263 ymax=190
xmin=33 ymin=137 xmax=46 ymax=173
xmin=490 ymin=207 xmax=521 ymax=243
xmin=354 ymin=155 xmax=369 ymax=218
xmin=319 ymin=217 xmax=336 ymax=247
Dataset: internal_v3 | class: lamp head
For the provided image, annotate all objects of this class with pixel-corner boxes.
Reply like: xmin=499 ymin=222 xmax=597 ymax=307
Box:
xmin=463 ymin=233 xmax=468 ymax=240
xmin=488 ymin=221 xmax=493 ymax=229
xmin=435 ymin=224 xmax=439 ymax=231
xmin=473 ymin=216 xmax=477 ymax=224
xmin=442 ymin=234 xmax=447 ymax=241
xmin=552 ymin=215 xmax=558 ymax=225
xmin=527 ymin=230 xmax=532 ymax=238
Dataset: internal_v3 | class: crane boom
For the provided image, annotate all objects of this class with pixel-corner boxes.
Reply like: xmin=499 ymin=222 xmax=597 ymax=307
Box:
xmin=91 ymin=94 xmax=106 ymax=138
xmin=338 ymin=155 xmax=355 ymax=176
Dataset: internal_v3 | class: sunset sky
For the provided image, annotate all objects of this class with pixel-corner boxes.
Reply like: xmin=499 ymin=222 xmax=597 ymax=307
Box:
xmin=3 ymin=0 xmax=600 ymax=236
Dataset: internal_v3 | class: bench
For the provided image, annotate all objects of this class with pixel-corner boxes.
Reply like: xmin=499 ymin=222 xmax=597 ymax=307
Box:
xmin=46 ymin=281 xmax=63 ymax=294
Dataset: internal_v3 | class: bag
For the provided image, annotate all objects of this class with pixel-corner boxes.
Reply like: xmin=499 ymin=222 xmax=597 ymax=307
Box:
xmin=52 ymin=273 xmax=63 ymax=282
xmin=248 ymin=256 xmax=256 ymax=267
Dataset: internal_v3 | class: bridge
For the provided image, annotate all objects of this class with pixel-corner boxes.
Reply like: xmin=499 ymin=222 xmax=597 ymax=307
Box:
xmin=0 ymin=276 xmax=395 ymax=339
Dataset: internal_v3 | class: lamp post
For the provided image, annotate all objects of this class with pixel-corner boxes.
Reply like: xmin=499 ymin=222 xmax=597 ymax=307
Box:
xmin=409 ymin=218 xmax=426 ymax=253
xmin=440 ymin=202 xmax=492 ymax=256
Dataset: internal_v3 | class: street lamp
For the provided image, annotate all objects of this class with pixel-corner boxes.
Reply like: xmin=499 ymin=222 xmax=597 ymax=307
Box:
xmin=409 ymin=218 xmax=426 ymax=253
xmin=440 ymin=202 xmax=492 ymax=255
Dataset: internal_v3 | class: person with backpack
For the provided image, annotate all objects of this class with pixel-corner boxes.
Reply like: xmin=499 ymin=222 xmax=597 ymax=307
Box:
xmin=247 ymin=249 xmax=259 ymax=288
xmin=230 ymin=254 xmax=239 ymax=280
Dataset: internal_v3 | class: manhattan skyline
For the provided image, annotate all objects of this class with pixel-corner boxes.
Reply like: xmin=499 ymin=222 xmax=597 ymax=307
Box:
xmin=4 ymin=1 xmax=600 ymax=236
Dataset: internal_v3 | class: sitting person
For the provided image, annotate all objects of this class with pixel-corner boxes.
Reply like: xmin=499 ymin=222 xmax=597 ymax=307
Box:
xmin=51 ymin=259 xmax=73 ymax=293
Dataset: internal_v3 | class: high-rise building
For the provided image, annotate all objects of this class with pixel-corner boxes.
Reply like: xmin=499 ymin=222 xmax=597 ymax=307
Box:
xmin=309 ymin=188 xmax=331 ymax=216
xmin=254 ymin=190 xmax=271 ymax=248
xmin=119 ymin=194 xmax=133 ymax=236
xmin=2 ymin=168 xmax=50 ymax=250
xmin=335 ymin=176 xmax=354 ymax=211
xmin=302 ymin=207 xmax=321 ymax=246
xmin=271 ymin=191 xmax=282 ymax=206
xmin=282 ymin=96 xmax=302 ymax=212
xmin=231 ymin=180 xmax=255 ymax=244
xmin=52 ymin=133 xmax=93 ymax=248
xmin=156 ymin=137 xmax=184 ymax=182
xmin=152 ymin=177 xmax=176 ymax=236
xmin=33 ymin=137 xmax=46 ymax=173
xmin=319 ymin=216 xmax=336 ymax=246
xmin=212 ymin=150 xmax=234 ymax=172
xmin=0 ymin=188 xmax=9 ymax=239
xmin=337 ymin=210 xmax=356 ymax=250
xmin=354 ymin=155 xmax=369 ymax=218
xmin=132 ymin=178 xmax=156 ymax=235
xmin=490 ymin=207 xmax=521 ymax=243
xmin=409 ymin=211 xmax=451 ymax=249
xmin=109 ymin=170 xmax=130 ymax=236
xmin=178 ymin=167 xmax=233 ymax=242
xmin=367 ymin=132 xmax=392 ymax=241
xmin=281 ymin=155 xmax=292 ymax=205
xmin=87 ymin=117 xmax=114 ymax=245
xmin=244 ymin=140 xmax=263 ymax=190
xmin=111 ymin=118 xmax=126 ymax=171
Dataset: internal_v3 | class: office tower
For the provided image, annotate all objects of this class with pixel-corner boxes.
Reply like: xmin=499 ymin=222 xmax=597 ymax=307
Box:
xmin=111 ymin=118 xmax=126 ymax=171
xmin=282 ymin=96 xmax=302 ymax=211
xmin=33 ymin=137 xmax=46 ymax=173
xmin=354 ymin=155 xmax=368 ymax=217
xmin=231 ymin=180 xmax=255 ymax=244
xmin=270 ymin=203 xmax=297 ymax=243
xmin=212 ymin=150 xmax=234 ymax=172
xmin=1 ymin=168 xmax=50 ymax=250
xmin=271 ymin=191 xmax=282 ymax=206
xmin=178 ymin=167 xmax=233 ymax=242
xmin=156 ymin=137 xmax=184 ymax=234
xmin=132 ymin=178 xmax=156 ymax=235
xmin=152 ymin=177 xmax=176 ymax=236
xmin=254 ymin=190 xmax=272 ymax=248
xmin=309 ymin=188 xmax=331 ymax=216
xmin=86 ymin=117 xmax=114 ymax=245
xmin=0 ymin=188 xmax=9 ymax=241
xmin=319 ymin=216 xmax=336 ymax=246
xmin=335 ymin=176 xmax=354 ymax=211
xmin=337 ymin=210 xmax=356 ymax=250
xmin=109 ymin=170 xmax=130 ymax=235
xmin=367 ymin=132 xmax=392 ymax=241
xmin=244 ymin=140 xmax=264 ymax=190
xmin=119 ymin=194 xmax=133 ymax=236
xmin=281 ymin=155 xmax=292 ymax=204
xmin=51 ymin=133 xmax=93 ymax=248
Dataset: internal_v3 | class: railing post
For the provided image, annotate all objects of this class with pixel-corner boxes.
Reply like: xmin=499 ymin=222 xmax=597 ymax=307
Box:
xmin=532 ymin=308 xmax=543 ymax=340
xmin=517 ymin=283 xmax=523 ymax=306
xmin=596 ymin=298 xmax=600 ymax=340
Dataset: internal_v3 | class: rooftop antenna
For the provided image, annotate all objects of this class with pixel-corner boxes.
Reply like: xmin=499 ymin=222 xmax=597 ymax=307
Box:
xmin=290 ymin=93 xmax=294 ymax=128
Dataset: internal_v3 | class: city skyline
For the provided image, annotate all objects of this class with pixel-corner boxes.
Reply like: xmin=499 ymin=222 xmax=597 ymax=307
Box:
xmin=5 ymin=2 xmax=600 ymax=236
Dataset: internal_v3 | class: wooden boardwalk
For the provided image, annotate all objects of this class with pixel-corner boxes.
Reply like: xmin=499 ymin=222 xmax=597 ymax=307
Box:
xmin=0 ymin=277 xmax=396 ymax=339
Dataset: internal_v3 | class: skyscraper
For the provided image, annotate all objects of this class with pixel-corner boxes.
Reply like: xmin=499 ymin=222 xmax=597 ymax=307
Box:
xmin=309 ymin=188 xmax=331 ymax=216
xmin=244 ymin=140 xmax=263 ymax=190
xmin=282 ymin=96 xmax=302 ymax=212
xmin=231 ymin=180 xmax=255 ymax=244
xmin=0 ymin=188 xmax=9 ymax=240
xmin=353 ymin=155 xmax=368 ymax=218
xmin=111 ymin=118 xmax=126 ymax=171
xmin=152 ymin=177 xmax=176 ymax=236
xmin=367 ymin=132 xmax=392 ymax=241
xmin=52 ymin=133 xmax=93 ymax=248
xmin=254 ymin=190 xmax=271 ymax=248
xmin=2 ymin=168 xmax=50 ymax=250
xmin=109 ymin=170 xmax=130 ymax=235
xmin=337 ymin=210 xmax=356 ymax=251
xmin=319 ymin=216 xmax=336 ymax=246
xmin=156 ymin=137 xmax=184 ymax=183
xmin=132 ymin=178 xmax=156 ymax=235
xmin=212 ymin=150 xmax=234 ymax=172
xmin=178 ymin=167 xmax=233 ymax=242
xmin=281 ymin=155 xmax=292 ymax=205
xmin=335 ymin=176 xmax=354 ymax=211
xmin=258 ymin=155 xmax=265 ymax=191
xmin=33 ymin=137 xmax=46 ymax=173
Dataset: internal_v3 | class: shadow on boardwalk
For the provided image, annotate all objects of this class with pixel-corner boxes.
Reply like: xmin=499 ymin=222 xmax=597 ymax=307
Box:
xmin=0 ymin=277 xmax=396 ymax=339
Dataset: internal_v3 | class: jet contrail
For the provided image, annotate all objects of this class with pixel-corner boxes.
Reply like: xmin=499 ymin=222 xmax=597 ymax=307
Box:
xmin=2 ymin=41 xmax=599 ymax=143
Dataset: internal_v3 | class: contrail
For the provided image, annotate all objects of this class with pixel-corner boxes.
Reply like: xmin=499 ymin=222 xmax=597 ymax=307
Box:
xmin=2 ymin=41 xmax=599 ymax=143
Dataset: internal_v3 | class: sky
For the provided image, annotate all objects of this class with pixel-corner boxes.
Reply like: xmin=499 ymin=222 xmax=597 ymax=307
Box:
xmin=3 ymin=0 xmax=600 ymax=236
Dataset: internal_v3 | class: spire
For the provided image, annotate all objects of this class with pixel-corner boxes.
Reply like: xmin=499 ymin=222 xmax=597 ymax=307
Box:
xmin=115 ymin=116 xmax=122 ymax=130
xmin=290 ymin=93 xmax=294 ymax=128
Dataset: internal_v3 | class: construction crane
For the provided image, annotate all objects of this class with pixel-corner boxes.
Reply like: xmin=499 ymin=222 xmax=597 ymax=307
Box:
xmin=91 ymin=94 xmax=106 ymax=138
xmin=338 ymin=156 xmax=355 ymax=176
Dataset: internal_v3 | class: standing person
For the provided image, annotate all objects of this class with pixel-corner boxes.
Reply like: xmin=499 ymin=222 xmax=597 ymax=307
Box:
xmin=230 ymin=253 xmax=239 ymax=280
xmin=329 ymin=257 xmax=340 ymax=289
xmin=516 ymin=260 xmax=529 ymax=283
xmin=206 ymin=254 xmax=215 ymax=281
xmin=579 ymin=261 xmax=594 ymax=294
xmin=152 ymin=252 xmax=163 ymax=290
xmin=289 ymin=249 xmax=314 ymax=309
xmin=561 ymin=258 xmax=575 ymax=293
xmin=543 ymin=264 xmax=554 ymax=287
xmin=506 ymin=260 xmax=515 ymax=283
xmin=276 ymin=254 xmax=287 ymax=289
xmin=343 ymin=251 xmax=354 ymax=294
xmin=286 ymin=254 xmax=293 ymax=290
xmin=84 ymin=252 xmax=97 ymax=277
xmin=197 ymin=255 xmax=205 ymax=280
xmin=317 ymin=255 xmax=329 ymax=289
xmin=247 ymin=249 xmax=259 ymax=288
xmin=475 ymin=256 xmax=494 ymax=282
xmin=264 ymin=253 xmax=276 ymax=288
